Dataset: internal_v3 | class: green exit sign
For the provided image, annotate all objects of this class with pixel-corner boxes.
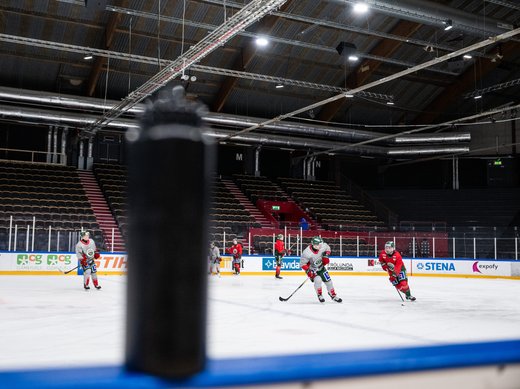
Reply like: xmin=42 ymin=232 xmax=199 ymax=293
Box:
xmin=272 ymin=205 xmax=280 ymax=211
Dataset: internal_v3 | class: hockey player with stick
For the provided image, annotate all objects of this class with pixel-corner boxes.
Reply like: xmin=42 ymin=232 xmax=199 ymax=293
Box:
xmin=209 ymin=242 xmax=221 ymax=277
xmin=75 ymin=231 xmax=101 ymax=290
xmin=378 ymin=241 xmax=416 ymax=301
xmin=274 ymin=234 xmax=285 ymax=279
xmin=300 ymin=236 xmax=342 ymax=303
xmin=227 ymin=238 xmax=243 ymax=275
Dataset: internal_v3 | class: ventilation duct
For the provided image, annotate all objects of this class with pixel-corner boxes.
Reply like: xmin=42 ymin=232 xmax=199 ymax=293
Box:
xmin=363 ymin=0 xmax=511 ymax=37
xmin=0 ymin=87 xmax=471 ymax=146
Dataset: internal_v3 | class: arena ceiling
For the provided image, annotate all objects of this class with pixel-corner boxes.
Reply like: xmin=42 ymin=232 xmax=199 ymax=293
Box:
xmin=0 ymin=0 xmax=519 ymax=159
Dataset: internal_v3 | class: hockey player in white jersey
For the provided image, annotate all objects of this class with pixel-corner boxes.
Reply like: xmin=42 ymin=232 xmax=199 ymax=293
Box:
xmin=300 ymin=236 xmax=342 ymax=303
xmin=75 ymin=231 xmax=101 ymax=290
xmin=209 ymin=242 xmax=221 ymax=277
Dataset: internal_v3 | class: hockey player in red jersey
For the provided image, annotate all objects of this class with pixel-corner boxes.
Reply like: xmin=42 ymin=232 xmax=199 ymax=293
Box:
xmin=75 ymin=231 xmax=101 ymax=290
xmin=274 ymin=234 xmax=285 ymax=279
xmin=378 ymin=241 xmax=415 ymax=301
xmin=227 ymin=238 xmax=243 ymax=275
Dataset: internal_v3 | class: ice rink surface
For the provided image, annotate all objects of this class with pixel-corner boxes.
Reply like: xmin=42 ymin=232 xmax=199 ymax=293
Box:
xmin=1 ymin=274 xmax=519 ymax=372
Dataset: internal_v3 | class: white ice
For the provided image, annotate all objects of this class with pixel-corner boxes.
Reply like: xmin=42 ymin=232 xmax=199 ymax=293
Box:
xmin=1 ymin=275 xmax=520 ymax=371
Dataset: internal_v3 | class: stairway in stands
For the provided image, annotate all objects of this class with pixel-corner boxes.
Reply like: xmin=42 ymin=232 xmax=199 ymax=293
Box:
xmin=221 ymin=178 xmax=273 ymax=228
xmin=78 ymin=170 xmax=125 ymax=252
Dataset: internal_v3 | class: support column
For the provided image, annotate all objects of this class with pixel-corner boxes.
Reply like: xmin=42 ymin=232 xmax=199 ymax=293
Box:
xmin=452 ymin=156 xmax=459 ymax=190
xmin=46 ymin=126 xmax=53 ymax=164
xmin=254 ymin=146 xmax=261 ymax=177
xmin=60 ymin=127 xmax=68 ymax=165
xmin=78 ymin=138 xmax=85 ymax=170
xmin=52 ymin=127 xmax=58 ymax=164
xmin=86 ymin=136 xmax=94 ymax=170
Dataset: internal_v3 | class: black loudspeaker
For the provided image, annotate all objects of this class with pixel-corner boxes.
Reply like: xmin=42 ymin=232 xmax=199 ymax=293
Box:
xmin=336 ymin=42 xmax=357 ymax=56
xmin=84 ymin=0 xmax=107 ymax=10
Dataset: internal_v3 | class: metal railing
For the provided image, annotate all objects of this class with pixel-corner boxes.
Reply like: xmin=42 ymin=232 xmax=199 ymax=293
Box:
xmin=0 ymin=216 xmax=120 ymax=253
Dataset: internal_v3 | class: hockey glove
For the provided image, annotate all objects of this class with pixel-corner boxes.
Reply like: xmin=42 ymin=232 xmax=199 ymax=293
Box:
xmin=80 ymin=254 xmax=88 ymax=267
xmin=306 ymin=269 xmax=317 ymax=282
xmin=94 ymin=251 xmax=100 ymax=259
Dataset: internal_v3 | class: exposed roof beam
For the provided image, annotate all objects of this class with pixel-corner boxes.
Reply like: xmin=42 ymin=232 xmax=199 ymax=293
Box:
xmin=82 ymin=0 xmax=290 ymax=134
xmin=414 ymin=41 xmax=520 ymax=124
xmin=317 ymin=20 xmax=423 ymax=122
xmin=86 ymin=12 xmax=122 ymax=97
xmin=221 ymin=27 xmax=520 ymax=149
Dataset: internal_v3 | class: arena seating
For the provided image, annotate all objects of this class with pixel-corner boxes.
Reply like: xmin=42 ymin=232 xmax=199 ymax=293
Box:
xmin=368 ymin=188 xmax=520 ymax=227
xmin=92 ymin=164 xmax=259 ymax=248
xmin=0 ymin=161 xmax=104 ymax=251
xmin=278 ymin=177 xmax=385 ymax=230
xmin=233 ymin=174 xmax=288 ymax=203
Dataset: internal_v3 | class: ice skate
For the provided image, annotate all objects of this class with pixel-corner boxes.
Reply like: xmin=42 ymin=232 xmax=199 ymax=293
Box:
xmin=317 ymin=294 xmax=325 ymax=303
xmin=406 ymin=295 xmax=416 ymax=301
xmin=83 ymin=284 xmax=90 ymax=290
xmin=275 ymin=275 xmax=283 ymax=279
xmin=328 ymin=292 xmax=342 ymax=303
xmin=95 ymin=285 xmax=101 ymax=290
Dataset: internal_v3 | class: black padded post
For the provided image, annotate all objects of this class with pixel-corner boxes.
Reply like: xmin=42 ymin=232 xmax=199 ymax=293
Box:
xmin=125 ymin=86 xmax=215 ymax=378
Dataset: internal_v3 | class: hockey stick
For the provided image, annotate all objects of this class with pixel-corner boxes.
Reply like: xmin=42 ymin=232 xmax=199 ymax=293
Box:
xmin=396 ymin=287 xmax=405 ymax=306
xmin=279 ymin=278 xmax=308 ymax=302
xmin=60 ymin=265 xmax=79 ymax=275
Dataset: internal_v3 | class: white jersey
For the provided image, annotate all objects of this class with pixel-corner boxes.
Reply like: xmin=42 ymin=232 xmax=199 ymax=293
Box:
xmin=76 ymin=239 xmax=97 ymax=262
xmin=300 ymin=243 xmax=331 ymax=272
xmin=209 ymin=246 xmax=220 ymax=262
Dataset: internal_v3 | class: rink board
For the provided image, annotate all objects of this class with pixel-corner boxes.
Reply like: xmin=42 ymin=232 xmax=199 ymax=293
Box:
xmin=1 ymin=340 xmax=520 ymax=388
xmin=1 ymin=252 xmax=519 ymax=278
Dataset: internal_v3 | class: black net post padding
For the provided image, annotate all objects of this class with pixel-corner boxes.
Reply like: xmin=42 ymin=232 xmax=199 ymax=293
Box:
xmin=125 ymin=86 xmax=215 ymax=378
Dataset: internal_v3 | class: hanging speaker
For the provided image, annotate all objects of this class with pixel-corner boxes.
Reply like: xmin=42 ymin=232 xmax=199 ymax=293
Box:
xmin=84 ymin=0 xmax=107 ymax=10
xmin=336 ymin=42 xmax=357 ymax=56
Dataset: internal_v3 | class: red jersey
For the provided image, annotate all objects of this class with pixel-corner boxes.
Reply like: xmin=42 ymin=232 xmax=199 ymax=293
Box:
xmin=378 ymin=249 xmax=405 ymax=275
xmin=274 ymin=240 xmax=285 ymax=256
xmin=227 ymin=243 xmax=243 ymax=259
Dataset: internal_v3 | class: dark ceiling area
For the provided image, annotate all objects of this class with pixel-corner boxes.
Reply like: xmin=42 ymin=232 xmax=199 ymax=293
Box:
xmin=0 ymin=0 xmax=519 ymax=160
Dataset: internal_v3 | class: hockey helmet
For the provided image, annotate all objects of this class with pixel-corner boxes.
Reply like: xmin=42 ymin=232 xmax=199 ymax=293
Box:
xmin=311 ymin=236 xmax=323 ymax=249
xmin=276 ymin=234 xmax=284 ymax=240
xmin=80 ymin=230 xmax=90 ymax=239
xmin=385 ymin=241 xmax=395 ymax=253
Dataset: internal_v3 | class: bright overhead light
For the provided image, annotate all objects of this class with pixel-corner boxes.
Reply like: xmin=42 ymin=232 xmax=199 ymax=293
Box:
xmin=275 ymin=84 xmax=284 ymax=89
xmin=474 ymin=95 xmax=482 ymax=100
xmin=463 ymin=54 xmax=472 ymax=59
xmin=83 ymin=54 xmax=93 ymax=60
xmin=255 ymin=37 xmax=269 ymax=47
xmin=348 ymin=55 xmax=359 ymax=62
xmin=353 ymin=2 xmax=369 ymax=14
xmin=345 ymin=93 xmax=354 ymax=98
xmin=387 ymin=101 xmax=394 ymax=105
xmin=443 ymin=19 xmax=453 ymax=31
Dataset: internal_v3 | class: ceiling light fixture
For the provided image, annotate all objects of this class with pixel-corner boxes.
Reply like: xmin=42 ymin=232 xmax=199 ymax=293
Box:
xmin=345 ymin=93 xmax=354 ymax=98
xmin=83 ymin=54 xmax=93 ymax=60
xmin=348 ymin=55 xmax=359 ymax=62
xmin=275 ymin=84 xmax=284 ymax=89
xmin=387 ymin=101 xmax=395 ymax=105
xmin=463 ymin=54 xmax=472 ymax=59
xmin=474 ymin=94 xmax=483 ymax=100
xmin=255 ymin=37 xmax=269 ymax=47
xmin=353 ymin=2 xmax=369 ymax=14
xmin=443 ymin=19 xmax=453 ymax=31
